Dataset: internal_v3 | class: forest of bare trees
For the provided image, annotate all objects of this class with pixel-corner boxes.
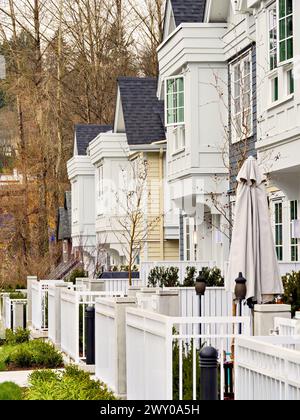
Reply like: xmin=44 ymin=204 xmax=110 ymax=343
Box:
xmin=0 ymin=0 xmax=164 ymax=286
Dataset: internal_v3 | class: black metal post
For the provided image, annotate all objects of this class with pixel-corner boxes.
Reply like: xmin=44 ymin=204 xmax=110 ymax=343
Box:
xmin=200 ymin=346 xmax=218 ymax=401
xmin=85 ymin=306 xmax=95 ymax=365
xmin=199 ymin=295 xmax=202 ymax=348
xmin=239 ymin=300 xmax=243 ymax=335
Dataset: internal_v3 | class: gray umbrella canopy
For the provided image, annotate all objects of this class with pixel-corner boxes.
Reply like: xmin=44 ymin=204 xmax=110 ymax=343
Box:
xmin=227 ymin=156 xmax=283 ymax=304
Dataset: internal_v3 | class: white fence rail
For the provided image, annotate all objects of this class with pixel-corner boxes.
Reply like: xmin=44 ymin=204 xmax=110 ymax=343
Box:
xmin=2 ymin=296 xmax=27 ymax=331
xmin=60 ymin=289 xmax=125 ymax=363
xmin=235 ymin=336 xmax=300 ymax=400
xmin=126 ymin=308 xmax=250 ymax=400
xmin=31 ymin=280 xmax=64 ymax=331
xmin=103 ymin=278 xmax=142 ymax=294
xmin=274 ymin=317 xmax=300 ymax=337
xmin=140 ymin=261 xmax=217 ymax=285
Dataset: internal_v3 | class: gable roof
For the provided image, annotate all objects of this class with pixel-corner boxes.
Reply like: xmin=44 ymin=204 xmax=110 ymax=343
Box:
xmin=117 ymin=77 xmax=166 ymax=145
xmin=170 ymin=0 xmax=207 ymax=26
xmin=75 ymin=124 xmax=112 ymax=156
xmin=57 ymin=191 xmax=72 ymax=241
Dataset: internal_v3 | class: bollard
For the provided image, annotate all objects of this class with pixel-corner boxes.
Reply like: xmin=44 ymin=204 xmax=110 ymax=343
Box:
xmin=85 ymin=306 xmax=95 ymax=365
xmin=200 ymin=346 xmax=218 ymax=401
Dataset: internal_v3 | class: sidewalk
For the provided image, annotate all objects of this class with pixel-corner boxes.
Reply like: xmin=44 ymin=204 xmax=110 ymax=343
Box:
xmin=0 ymin=370 xmax=32 ymax=387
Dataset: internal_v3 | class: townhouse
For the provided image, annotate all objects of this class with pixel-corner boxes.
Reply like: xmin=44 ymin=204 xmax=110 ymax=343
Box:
xmin=89 ymin=77 xmax=179 ymax=270
xmin=67 ymin=78 xmax=180 ymax=274
xmin=158 ymin=0 xmax=230 ymax=268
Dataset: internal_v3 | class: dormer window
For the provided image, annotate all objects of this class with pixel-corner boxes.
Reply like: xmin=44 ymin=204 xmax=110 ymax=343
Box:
xmin=165 ymin=76 xmax=185 ymax=126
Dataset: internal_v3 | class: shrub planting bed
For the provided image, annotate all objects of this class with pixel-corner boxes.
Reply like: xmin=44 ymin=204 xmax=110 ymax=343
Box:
xmin=25 ymin=366 xmax=116 ymax=400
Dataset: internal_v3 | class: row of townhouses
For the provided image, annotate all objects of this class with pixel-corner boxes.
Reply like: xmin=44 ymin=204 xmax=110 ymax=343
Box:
xmin=58 ymin=0 xmax=300 ymax=277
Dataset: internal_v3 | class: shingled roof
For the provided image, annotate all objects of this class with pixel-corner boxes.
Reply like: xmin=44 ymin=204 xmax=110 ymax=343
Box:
xmin=170 ymin=0 xmax=207 ymax=26
xmin=75 ymin=124 xmax=113 ymax=156
xmin=57 ymin=191 xmax=72 ymax=241
xmin=117 ymin=77 xmax=166 ymax=145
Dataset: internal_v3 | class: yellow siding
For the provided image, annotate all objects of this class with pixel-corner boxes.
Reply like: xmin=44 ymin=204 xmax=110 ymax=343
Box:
xmin=137 ymin=152 xmax=180 ymax=263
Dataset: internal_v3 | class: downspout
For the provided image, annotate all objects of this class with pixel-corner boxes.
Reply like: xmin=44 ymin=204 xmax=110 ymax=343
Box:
xmin=159 ymin=147 xmax=165 ymax=260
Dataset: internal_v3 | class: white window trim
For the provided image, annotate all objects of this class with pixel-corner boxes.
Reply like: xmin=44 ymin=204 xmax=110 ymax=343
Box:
xmin=172 ymin=125 xmax=186 ymax=156
xmin=277 ymin=0 xmax=294 ymax=66
xmin=164 ymin=75 xmax=185 ymax=128
xmin=230 ymin=50 xmax=253 ymax=144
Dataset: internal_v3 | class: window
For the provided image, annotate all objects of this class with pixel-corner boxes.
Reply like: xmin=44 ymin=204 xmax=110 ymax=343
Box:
xmin=231 ymin=52 xmax=252 ymax=142
xmin=278 ymin=0 xmax=293 ymax=63
xmin=290 ymin=200 xmax=298 ymax=262
xmin=269 ymin=3 xmax=278 ymax=70
xmin=287 ymin=68 xmax=294 ymax=94
xmin=271 ymin=76 xmax=279 ymax=102
xmin=275 ymin=202 xmax=283 ymax=261
xmin=173 ymin=125 xmax=186 ymax=153
xmin=185 ymin=219 xmax=191 ymax=261
xmin=165 ymin=76 xmax=185 ymax=126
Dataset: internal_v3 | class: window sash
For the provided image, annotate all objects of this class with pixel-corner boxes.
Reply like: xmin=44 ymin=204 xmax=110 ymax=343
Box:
xmin=165 ymin=76 xmax=185 ymax=126
xmin=231 ymin=52 xmax=253 ymax=142
xmin=275 ymin=202 xmax=283 ymax=261
xmin=278 ymin=0 xmax=293 ymax=63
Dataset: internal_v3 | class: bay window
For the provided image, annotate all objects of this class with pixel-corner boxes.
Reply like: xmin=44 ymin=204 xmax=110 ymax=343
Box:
xmin=231 ymin=52 xmax=252 ymax=143
xmin=165 ymin=76 xmax=185 ymax=126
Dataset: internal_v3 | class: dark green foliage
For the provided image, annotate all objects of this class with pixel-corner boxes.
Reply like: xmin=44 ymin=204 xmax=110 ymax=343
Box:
xmin=173 ymin=340 xmax=201 ymax=400
xmin=282 ymin=271 xmax=300 ymax=316
xmin=0 ymin=382 xmax=23 ymax=401
xmin=200 ymin=267 xmax=225 ymax=287
xmin=183 ymin=267 xmax=197 ymax=287
xmin=67 ymin=268 xmax=87 ymax=285
xmin=5 ymin=329 xmax=30 ymax=345
xmin=148 ymin=266 xmax=180 ymax=288
xmin=25 ymin=365 xmax=116 ymax=400
xmin=9 ymin=291 xmax=26 ymax=300
xmin=4 ymin=340 xmax=63 ymax=370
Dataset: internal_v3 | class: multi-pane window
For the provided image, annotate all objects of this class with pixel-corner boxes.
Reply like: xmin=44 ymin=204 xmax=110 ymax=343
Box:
xmin=290 ymin=200 xmax=298 ymax=262
xmin=173 ymin=125 xmax=186 ymax=153
xmin=165 ymin=76 xmax=185 ymax=126
xmin=231 ymin=53 xmax=252 ymax=142
xmin=269 ymin=3 xmax=278 ymax=70
xmin=287 ymin=68 xmax=294 ymax=94
xmin=275 ymin=202 xmax=283 ymax=261
xmin=279 ymin=0 xmax=293 ymax=63
xmin=185 ymin=219 xmax=191 ymax=261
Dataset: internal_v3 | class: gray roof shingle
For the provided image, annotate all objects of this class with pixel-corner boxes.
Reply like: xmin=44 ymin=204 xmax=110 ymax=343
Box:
xmin=75 ymin=124 xmax=112 ymax=156
xmin=57 ymin=191 xmax=72 ymax=241
xmin=117 ymin=77 xmax=166 ymax=145
xmin=170 ymin=0 xmax=207 ymax=26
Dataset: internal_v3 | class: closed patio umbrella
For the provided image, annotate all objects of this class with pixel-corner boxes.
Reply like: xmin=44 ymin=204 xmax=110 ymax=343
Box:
xmin=227 ymin=156 xmax=283 ymax=304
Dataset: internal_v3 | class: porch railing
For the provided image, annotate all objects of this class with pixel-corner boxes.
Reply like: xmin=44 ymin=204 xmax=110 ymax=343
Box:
xmin=31 ymin=280 xmax=64 ymax=332
xmin=235 ymin=336 xmax=300 ymax=400
xmin=60 ymin=289 xmax=125 ymax=363
xmin=126 ymin=307 xmax=250 ymax=400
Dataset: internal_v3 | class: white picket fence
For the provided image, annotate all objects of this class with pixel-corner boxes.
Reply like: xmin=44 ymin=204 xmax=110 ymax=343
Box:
xmin=235 ymin=336 xmax=300 ymax=400
xmin=31 ymin=280 xmax=64 ymax=332
xmin=2 ymin=296 xmax=27 ymax=330
xmin=274 ymin=317 xmax=300 ymax=337
xmin=140 ymin=261 xmax=217 ymax=285
xmin=103 ymin=278 xmax=142 ymax=294
xmin=60 ymin=289 xmax=125 ymax=363
xmin=126 ymin=307 xmax=251 ymax=400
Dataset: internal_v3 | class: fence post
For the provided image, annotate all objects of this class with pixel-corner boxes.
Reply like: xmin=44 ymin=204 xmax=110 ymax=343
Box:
xmin=85 ymin=306 xmax=95 ymax=365
xmin=200 ymin=346 xmax=218 ymax=401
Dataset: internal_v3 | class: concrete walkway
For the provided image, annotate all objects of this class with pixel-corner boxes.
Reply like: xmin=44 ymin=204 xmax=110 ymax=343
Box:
xmin=0 ymin=370 xmax=32 ymax=387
